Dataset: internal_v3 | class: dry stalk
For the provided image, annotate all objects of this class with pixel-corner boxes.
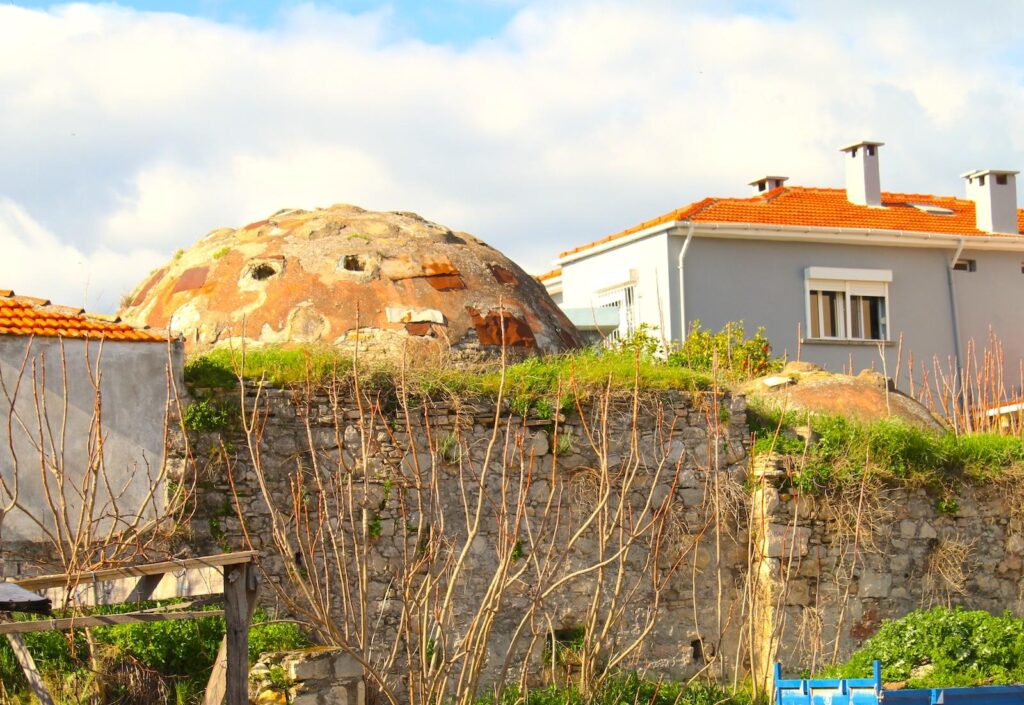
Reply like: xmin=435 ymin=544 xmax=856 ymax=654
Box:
xmin=923 ymin=533 xmax=976 ymax=607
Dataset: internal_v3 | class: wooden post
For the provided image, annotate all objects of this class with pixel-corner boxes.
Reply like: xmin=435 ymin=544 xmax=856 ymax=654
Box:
xmin=5 ymin=633 xmax=55 ymax=705
xmin=204 ymin=560 xmax=258 ymax=705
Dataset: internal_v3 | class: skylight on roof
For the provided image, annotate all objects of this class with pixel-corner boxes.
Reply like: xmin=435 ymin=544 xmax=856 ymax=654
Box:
xmin=908 ymin=203 xmax=954 ymax=215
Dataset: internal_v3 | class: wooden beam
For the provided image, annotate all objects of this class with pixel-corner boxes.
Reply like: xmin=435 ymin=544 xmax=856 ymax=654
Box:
xmin=0 ymin=610 xmax=225 ymax=635
xmin=125 ymin=573 xmax=164 ymax=603
xmin=5 ymin=634 xmax=55 ymax=705
xmin=207 ymin=562 xmax=258 ymax=705
xmin=14 ymin=551 xmax=257 ymax=592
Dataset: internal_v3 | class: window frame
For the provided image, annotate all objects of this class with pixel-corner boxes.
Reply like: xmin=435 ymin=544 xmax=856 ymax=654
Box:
xmin=804 ymin=267 xmax=892 ymax=343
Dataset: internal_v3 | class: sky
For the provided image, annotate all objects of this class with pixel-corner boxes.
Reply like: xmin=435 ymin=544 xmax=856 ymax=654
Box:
xmin=2 ymin=1 xmax=1024 ymax=311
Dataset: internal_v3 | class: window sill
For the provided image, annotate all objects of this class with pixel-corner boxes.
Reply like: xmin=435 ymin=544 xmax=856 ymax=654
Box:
xmin=802 ymin=338 xmax=894 ymax=347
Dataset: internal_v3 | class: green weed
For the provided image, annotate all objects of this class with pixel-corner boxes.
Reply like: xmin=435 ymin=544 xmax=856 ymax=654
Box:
xmin=823 ymin=607 xmax=1024 ymax=688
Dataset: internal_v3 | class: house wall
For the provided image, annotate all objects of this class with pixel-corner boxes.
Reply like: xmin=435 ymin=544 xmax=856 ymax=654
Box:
xmin=559 ymin=232 xmax=674 ymax=341
xmin=952 ymin=248 xmax=1024 ymax=385
xmin=675 ymin=237 xmax=967 ymax=378
xmin=0 ymin=336 xmax=182 ymax=545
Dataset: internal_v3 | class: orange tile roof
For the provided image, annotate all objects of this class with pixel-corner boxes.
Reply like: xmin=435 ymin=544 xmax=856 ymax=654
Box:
xmin=0 ymin=291 xmax=169 ymax=342
xmin=559 ymin=187 xmax=1024 ymax=258
xmin=536 ymin=267 xmax=562 ymax=282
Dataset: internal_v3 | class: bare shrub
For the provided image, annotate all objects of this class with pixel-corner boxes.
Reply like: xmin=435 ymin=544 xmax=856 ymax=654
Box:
xmin=923 ymin=533 xmax=976 ymax=606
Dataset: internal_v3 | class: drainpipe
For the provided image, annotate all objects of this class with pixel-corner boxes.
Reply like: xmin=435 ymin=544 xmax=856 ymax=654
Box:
xmin=947 ymin=238 xmax=965 ymax=372
xmin=676 ymin=223 xmax=696 ymax=341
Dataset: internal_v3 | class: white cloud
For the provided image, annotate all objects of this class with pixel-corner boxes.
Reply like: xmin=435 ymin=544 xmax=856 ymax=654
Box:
xmin=1 ymin=1 xmax=1023 ymax=310
xmin=0 ymin=198 xmax=164 ymax=310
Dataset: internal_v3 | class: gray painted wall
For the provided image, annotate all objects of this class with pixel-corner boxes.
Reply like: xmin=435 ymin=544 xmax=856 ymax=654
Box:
xmin=0 ymin=336 xmax=183 ymax=543
xmin=674 ymin=237 xmax=996 ymax=382
xmin=952 ymin=248 xmax=1024 ymax=388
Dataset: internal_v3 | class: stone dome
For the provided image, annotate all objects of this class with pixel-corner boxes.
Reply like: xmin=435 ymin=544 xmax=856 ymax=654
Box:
xmin=119 ymin=204 xmax=581 ymax=363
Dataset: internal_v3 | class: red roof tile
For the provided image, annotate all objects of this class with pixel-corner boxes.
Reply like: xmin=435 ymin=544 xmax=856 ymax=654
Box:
xmin=0 ymin=292 xmax=169 ymax=342
xmin=559 ymin=187 xmax=1024 ymax=259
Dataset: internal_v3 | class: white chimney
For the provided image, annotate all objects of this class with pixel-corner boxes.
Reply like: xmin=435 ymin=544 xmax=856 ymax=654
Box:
xmin=962 ymin=169 xmax=1019 ymax=234
xmin=748 ymin=175 xmax=788 ymax=195
xmin=839 ymin=140 xmax=884 ymax=206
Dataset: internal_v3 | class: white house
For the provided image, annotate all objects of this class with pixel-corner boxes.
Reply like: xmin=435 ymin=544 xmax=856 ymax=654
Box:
xmin=540 ymin=141 xmax=1024 ymax=390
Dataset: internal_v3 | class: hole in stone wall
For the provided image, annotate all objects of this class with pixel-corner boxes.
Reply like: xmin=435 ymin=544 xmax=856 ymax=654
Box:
xmin=690 ymin=639 xmax=705 ymax=664
xmin=343 ymin=254 xmax=365 ymax=272
xmin=249 ymin=263 xmax=278 ymax=281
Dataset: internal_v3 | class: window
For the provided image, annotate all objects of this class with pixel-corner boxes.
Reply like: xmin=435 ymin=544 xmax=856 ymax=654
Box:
xmin=805 ymin=267 xmax=891 ymax=342
xmin=953 ymin=259 xmax=977 ymax=272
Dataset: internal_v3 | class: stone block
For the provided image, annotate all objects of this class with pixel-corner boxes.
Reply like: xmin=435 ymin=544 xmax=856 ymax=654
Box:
xmin=762 ymin=524 xmax=811 ymax=558
xmin=332 ymin=652 xmax=363 ymax=679
xmin=919 ymin=522 xmax=937 ymax=540
xmin=858 ymin=570 xmax=892 ymax=598
xmin=286 ymin=649 xmax=336 ymax=681
xmin=1007 ymin=534 xmax=1024 ymax=554
xmin=899 ymin=520 xmax=917 ymax=539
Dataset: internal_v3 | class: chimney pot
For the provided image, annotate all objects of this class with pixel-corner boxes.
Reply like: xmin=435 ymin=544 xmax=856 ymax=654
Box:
xmin=963 ymin=169 xmax=1019 ymax=234
xmin=748 ymin=175 xmax=788 ymax=195
xmin=839 ymin=140 xmax=884 ymax=206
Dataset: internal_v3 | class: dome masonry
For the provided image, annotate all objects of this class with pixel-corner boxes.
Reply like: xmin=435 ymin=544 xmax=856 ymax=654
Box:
xmin=119 ymin=204 xmax=582 ymax=363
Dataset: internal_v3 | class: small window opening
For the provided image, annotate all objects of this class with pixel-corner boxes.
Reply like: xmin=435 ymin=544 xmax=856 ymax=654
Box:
xmin=758 ymin=181 xmax=767 ymax=192
xmin=953 ymin=259 xmax=977 ymax=272
xmin=997 ymin=174 xmax=1009 ymax=186
xmin=1019 ymin=261 xmax=1024 ymax=274
xmin=343 ymin=254 xmax=365 ymax=272
xmin=867 ymin=145 xmax=875 ymax=157
xmin=979 ymin=175 xmax=986 ymax=186
xmin=850 ymin=148 xmax=858 ymax=158
xmin=249 ymin=262 xmax=278 ymax=280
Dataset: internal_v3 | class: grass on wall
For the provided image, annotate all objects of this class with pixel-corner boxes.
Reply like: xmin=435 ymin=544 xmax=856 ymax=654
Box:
xmin=748 ymin=398 xmax=1024 ymax=491
xmin=183 ymin=335 xmax=717 ymax=416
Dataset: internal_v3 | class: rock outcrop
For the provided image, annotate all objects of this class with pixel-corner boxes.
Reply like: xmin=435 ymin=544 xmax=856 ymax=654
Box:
xmin=743 ymin=361 xmax=945 ymax=431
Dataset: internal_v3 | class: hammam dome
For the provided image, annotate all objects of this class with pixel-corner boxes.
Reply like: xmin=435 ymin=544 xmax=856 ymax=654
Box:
xmin=119 ymin=204 xmax=581 ymax=363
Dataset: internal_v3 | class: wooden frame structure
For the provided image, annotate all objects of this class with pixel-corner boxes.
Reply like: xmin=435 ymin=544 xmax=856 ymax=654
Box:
xmin=2 ymin=551 xmax=259 ymax=705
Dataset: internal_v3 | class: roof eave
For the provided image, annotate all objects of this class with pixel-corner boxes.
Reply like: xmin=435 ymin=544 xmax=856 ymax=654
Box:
xmin=685 ymin=221 xmax=1024 ymax=249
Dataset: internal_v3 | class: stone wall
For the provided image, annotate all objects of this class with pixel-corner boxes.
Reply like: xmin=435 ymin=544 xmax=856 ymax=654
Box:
xmin=180 ymin=384 xmax=753 ymax=697
xmin=252 ymin=648 xmax=364 ymax=705
xmin=171 ymin=382 xmax=1024 ymax=697
xmin=756 ymin=460 xmax=1024 ymax=673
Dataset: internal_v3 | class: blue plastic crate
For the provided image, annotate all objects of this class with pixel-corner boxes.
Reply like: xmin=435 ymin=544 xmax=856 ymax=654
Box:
xmin=774 ymin=661 xmax=1024 ymax=705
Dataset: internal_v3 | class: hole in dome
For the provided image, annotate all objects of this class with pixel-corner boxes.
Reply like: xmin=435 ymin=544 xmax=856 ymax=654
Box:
xmin=249 ymin=263 xmax=278 ymax=280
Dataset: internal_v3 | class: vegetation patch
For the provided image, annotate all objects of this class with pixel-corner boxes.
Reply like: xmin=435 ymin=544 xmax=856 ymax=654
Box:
xmin=823 ymin=607 xmax=1024 ymax=688
xmin=0 ymin=604 xmax=308 ymax=704
xmin=477 ymin=674 xmax=754 ymax=705
xmin=748 ymin=399 xmax=1024 ymax=492
xmin=182 ymin=398 xmax=235 ymax=432
xmin=668 ymin=321 xmax=781 ymax=380
xmin=183 ymin=331 xmax=716 ymax=410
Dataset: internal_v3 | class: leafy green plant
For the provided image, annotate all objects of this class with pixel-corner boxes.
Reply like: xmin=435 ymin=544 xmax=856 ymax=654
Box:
xmin=183 ymin=399 xmax=234 ymax=432
xmin=823 ymin=607 xmax=1024 ymax=688
xmin=934 ymin=495 xmax=960 ymax=515
xmin=212 ymin=246 xmax=231 ymax=260
xmin=669 ymin=321 xmax=780 ymax=380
